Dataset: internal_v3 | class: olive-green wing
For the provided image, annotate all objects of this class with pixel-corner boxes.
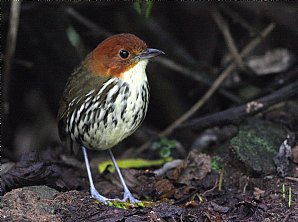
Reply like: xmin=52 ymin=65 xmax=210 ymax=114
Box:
xmin=57 ymin=64 xmax=109 ymax=141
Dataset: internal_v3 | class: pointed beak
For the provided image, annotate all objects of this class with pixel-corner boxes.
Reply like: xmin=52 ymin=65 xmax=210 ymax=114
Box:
xmin=135 ymin=48 xmax=165 ymax=60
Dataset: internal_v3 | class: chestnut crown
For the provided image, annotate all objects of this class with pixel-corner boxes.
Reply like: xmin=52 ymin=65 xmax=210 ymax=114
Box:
xmin=86 ymin=33 xmax=163 ymax=77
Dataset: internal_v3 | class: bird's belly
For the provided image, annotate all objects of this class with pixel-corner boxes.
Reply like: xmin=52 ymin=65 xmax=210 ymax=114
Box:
xmin=73 ymin=84 xmax=149 ymax=150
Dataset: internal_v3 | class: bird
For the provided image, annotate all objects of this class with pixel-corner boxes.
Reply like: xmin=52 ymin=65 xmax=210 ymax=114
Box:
xmin=57 ymin=33 xmax=164 ymax=203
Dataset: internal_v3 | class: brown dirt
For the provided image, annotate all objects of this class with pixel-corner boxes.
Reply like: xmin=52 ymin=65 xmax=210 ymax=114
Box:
xmin=1 ymin=156 xmax=297 ymax=222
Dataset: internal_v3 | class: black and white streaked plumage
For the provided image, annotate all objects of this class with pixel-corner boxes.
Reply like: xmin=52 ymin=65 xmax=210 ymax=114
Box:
xmin=57 ymin=33 xmax=164 ymax=204
xmin=63 ymin=60 xmax=149 ymax=150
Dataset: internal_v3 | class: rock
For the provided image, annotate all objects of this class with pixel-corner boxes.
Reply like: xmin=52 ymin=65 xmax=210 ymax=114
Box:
xmin=22 ymin=185 xmax=60 ymax=199
xmin=0 ymin=185 xmax=187 ymax=222
xmin=229 ymin=118 xmax=288 ymax=175
xmin=0 ymin=186 xmax=61 ymax=222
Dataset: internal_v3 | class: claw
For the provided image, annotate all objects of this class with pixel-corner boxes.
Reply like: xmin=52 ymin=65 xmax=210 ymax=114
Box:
xmin=122 ymin=190 xmax=140 ymax=203
xmin=90 ymin=186 xmax=109 ymax=203
xmin=90 ymin=187 xmax=120 ymax=204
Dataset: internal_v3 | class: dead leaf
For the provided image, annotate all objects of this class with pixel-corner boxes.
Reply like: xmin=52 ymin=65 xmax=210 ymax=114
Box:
xmin=174 ymin=186 xmax=193 ymax=200
xmin=253 ymin=187 xmax=265 ymax=200
xmin=171 ymin=150 xmax=211 ymax=185
xmin=1 ymin=151 xmax=84 ymax=195
xmin=154 ymin=179 xmax=175 ymax=199
xmin=168 ymin=159 xmax=187 ymax=181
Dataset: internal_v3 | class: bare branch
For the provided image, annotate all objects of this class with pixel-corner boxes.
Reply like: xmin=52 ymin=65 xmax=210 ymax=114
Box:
xmin=180 ymin=78 xmax=298 ymax=130
xmin=211 ymin=9 xmax=246 ymax=70
xmin=135 ymin=23 xmax=276 ymax=156
xmin=3 ymin=0 xmax=21 ymax=116
xmin=66 ymin=7 xmax=111 ymax=38
xmin=155 ymin=57 xmax=242 ymax=104
xmin=221 ymin=5 xmax=256 ymax=36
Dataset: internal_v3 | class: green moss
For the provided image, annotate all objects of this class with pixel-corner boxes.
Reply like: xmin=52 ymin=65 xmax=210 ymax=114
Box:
xmin=230 ymin=118 xmax=287 ymax=174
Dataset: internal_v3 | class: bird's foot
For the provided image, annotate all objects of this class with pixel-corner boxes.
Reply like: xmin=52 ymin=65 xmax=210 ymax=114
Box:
xmin=90 ymin=187 xmax=120 ymax=204
xmin=122 ymin=190 xmax=140 ymax=203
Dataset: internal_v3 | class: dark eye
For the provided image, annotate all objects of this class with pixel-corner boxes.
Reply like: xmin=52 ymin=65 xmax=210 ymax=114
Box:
xmin=119 ymin=50 xmax=129 ymax=59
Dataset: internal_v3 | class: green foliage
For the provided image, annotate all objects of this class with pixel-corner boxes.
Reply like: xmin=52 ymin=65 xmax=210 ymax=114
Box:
xmin=66 ymin=26 xmax=81 ymax=49
xmin=107 ymin=200 xmax=126 ymax=209
xmin=136 ymin=202 xmax=145 ymax=208
xmin=105 ymin=200 xmax=145 ymax=209
xmin=282 ymin=184 xmax=293 ymax=208
xmin=211 ymin=156 xmax=222 ymax=171
xmin=133 ymin=1 xmax=154 ymax=19
xmin=152 ymin=138 xmax=177 ymax=158
xmin=98 ymin=157 xmax=172 ymax=173
xmin=66 ymin=25 xmax=87 ymax=56
xmin=288 ymin=186 xmax=292 ymax=208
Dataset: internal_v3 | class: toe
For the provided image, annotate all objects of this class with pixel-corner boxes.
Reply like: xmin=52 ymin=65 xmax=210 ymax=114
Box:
xmin=122 ymin=193 xmax=140 ymax=203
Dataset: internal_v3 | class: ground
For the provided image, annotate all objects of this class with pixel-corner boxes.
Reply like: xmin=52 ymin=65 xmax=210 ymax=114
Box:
xmin=1 ymin=148 xmax=297 ymax=222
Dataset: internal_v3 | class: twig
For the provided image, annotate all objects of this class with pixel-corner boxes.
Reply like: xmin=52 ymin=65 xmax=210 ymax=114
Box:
xmin=146 ymin=19 xmax=199 ymax=67
xmin=202 ymin=178 xmax=218 ymax=197
xmin=160 ymin=63 xmax=236 ymax=137
xmin=221 ymin=5 xmax=256 ymax=36
xmin=218 ymin=170 xmax=224 ymax=191
xmin=211 ymin=9 xmax=246 ymax=71
xmin=66 ymin=7 xmax=111 ymax=38
xmin=155 ymin=57 xmax=207 ymax=84
xmin=135 ymin=23 xmax=275 ymax=156
xmin=180 ymin=79 xmax=298 ymax=130
xmin=174 ymin=189 xmax=198 ymax=205
xmin=160 ymin=23 xmax=275 ymax=135
xmin=3 ymin=0 xmax=21 ymax=116
xmin=155 ymin=57 xmax=242 ymax=104
xmin=282 ymin=211 xmax=292 ymax=222
xmin=146 ymin=18 xmax=242 ymax=102
xmin=153 ymin=159 xmax=182 ymax=176
xmin=285 ymin=177 xmax=298 ymax=183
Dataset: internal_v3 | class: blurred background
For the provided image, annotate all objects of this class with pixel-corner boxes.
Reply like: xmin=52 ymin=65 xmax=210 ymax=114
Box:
xmin=2 ymin=2 xmax=298 ymax=160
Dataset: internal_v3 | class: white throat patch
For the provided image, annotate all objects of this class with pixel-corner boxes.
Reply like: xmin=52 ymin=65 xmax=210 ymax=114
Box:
xmin=120 ymin=60 xmax=149 ymax=84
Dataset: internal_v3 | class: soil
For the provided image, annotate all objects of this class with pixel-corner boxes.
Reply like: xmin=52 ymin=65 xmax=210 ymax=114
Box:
xmin=1 ymin=150 xmax=297 ymax=222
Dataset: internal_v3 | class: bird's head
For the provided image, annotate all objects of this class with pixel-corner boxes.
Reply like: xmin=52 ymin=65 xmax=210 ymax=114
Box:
xmin=86 ymin=33 xmax=164 ymax=79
